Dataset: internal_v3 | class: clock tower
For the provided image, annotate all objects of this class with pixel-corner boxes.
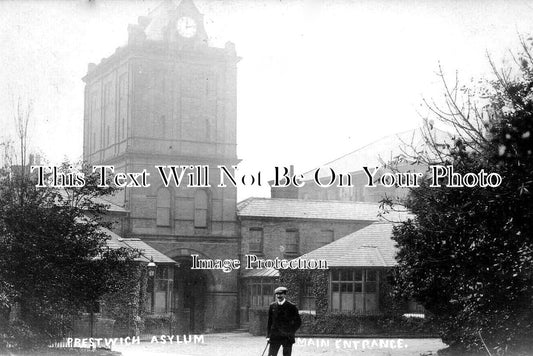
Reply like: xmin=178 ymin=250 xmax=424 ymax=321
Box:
xmin=83 ymin=0 xmax=240 ymax=332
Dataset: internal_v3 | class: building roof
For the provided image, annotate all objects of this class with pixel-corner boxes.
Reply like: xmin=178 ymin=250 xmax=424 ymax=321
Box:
xmin=58 ymin=190 xmax=128 ymax=214
xmin=241 ymin=268 xmax=280 ymax=278
xmin=241 ymin=223 xmax=398 ymax=278
xmin=122 ymin=238 xmax=177 ymax=265
xmin=103 ymin=227 xmax=176 ymax=265
xmin=237 ymin=197 xmax=410 ymax=222
xmin=299 ymin=223 xmax=397 ymax=267
xmin=302 ymin=128 xmax=452 ymax=180
xmin=92 ymin=196 xmax=127 ymax=214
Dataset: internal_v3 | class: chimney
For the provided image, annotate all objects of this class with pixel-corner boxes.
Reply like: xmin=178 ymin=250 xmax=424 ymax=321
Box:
xmin=270 ymin=165 xmax=299 ymax=199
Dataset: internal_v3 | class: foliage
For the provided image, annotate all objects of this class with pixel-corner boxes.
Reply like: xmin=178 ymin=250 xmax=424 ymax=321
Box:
xmin=279 ymin=269 xmax=329 ymax=315
xmin=0 ymin=162 xmax=139 ymax=349
xmin=0 ymin=319 xmax=44 ymax=350
xmin=100 ymin=265 xmax=147 ymax=336
xmin=378 ymin=272 xmax=408 ymax=315
xmin=391 ymin=38 xmax=533 ymax=354
xmin=300 ymin=313 xmax=437 ymax=336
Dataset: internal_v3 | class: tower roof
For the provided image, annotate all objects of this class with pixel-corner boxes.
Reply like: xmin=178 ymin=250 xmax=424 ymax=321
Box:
xmin=138 ymin=0 xmax=208 ymax=44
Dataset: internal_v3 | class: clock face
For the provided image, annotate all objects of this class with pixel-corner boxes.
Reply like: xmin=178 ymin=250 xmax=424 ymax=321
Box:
xmin=177 ymin=17 xmax=197 ymax=38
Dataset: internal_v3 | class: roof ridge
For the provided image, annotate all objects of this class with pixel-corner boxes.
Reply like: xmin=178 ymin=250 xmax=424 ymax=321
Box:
xmin=236 ymin=197 xmax=256 ymax=211
xmin=301 ymin=127 xmax=423 ymax=176
xmin=243 ymin=197 xmax=383 ymax=205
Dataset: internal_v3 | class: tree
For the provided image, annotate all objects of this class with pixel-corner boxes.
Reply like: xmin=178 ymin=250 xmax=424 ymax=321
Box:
xmin=0 ymin=162 xmax=139 ymax=349
xmin=390 ymin=39 xmax=533 ymax=354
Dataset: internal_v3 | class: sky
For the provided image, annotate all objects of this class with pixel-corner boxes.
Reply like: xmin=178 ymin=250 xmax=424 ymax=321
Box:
xmin=0 ymin=0 xmax=532 ymax=200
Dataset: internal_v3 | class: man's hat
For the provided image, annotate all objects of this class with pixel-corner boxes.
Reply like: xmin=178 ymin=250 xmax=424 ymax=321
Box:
xmin=274 ymin=286 xmax=288 ymax=294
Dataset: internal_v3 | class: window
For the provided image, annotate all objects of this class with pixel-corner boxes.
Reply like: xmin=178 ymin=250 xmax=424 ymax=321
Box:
xmin=103 ymin=82 xmax=113 ymax=147
xmin=118 ymin=73 xmax=127 ymax=140
xmin=331 ymin=269 xmax=379 ymax=314
xmin=90 ymin=94 xmax=98 ymax=152
xmin=148 ymin=265 xmax=174 ymax=314
xmin=326 ymin=189 xmax=337 ymax=200
xmin=194 ymin=190 xmax=209 ymax=228
xmin=249 ymin=279 xmax=276 ymax=307
xmin=156 ymin=188 xmax=171 ymax=226
xmin=354 ymin=187 xmax=364 ymax=201
xmin=319 ymin=229 xmax=334 ymax=247
xmin=285 ymin=229 xmax=299 ymax=255
xmin=249 ymin=228 xmax=263 ymax=253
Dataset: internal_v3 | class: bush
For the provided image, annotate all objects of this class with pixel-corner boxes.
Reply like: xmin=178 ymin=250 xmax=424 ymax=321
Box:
xmin=143 ymin=314 xmax=176 ymax=336
xmin=300 ymin=313 xmax=438 ymax=336
xmin=391 ymin=39 xmax=533 ymax=353
xmin=0 ymin=319 xmax=49 ymax=350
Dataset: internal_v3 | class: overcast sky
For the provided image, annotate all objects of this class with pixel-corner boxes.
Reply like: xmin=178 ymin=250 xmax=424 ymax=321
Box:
xmin=1 ymin=0 xmax=532 ymax=200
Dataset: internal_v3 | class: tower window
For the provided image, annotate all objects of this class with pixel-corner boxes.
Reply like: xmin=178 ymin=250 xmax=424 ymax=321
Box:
xmin=156 ymin=188 xmax=171 ymax=226
xmin=118 ymin=73 xmax=128 ymax=140
xmin=194 ymin=189 xmax=209 ymax=228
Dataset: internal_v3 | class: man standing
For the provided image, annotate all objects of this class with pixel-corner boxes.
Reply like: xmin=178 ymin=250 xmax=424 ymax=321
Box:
xmin=266 ymin=286 xmax=302 ymax=356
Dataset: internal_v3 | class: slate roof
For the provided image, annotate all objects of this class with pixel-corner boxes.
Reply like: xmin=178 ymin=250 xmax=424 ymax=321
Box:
xmin=241 ymin=268 xmax=280 ymax=278
xmin=123 ymin=238 xmax=177 ymax=265
xmin=299 ymin=223 xmax=397 ymax=267
xmin=237 ymin=198 xmax=410 ymax=222
xmin=302 ymin=128 xmax=451 ymax=180
xmin=58 ymin=190 xmax=127 ymax=214
xmin=92 ymin=196 xmax=127 ymax=214
xmin=241 ymin=223 xmax=398 ymax=278
xmin=103 ymin=227 xmax=176 ymax=265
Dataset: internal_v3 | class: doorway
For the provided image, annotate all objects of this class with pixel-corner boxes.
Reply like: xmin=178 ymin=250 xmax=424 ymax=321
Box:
xmin=173 ymin=257 xmax=208 ymax=333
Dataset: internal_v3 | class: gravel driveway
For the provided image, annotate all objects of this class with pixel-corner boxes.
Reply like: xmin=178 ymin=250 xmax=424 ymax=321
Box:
xmin=112 ymin=333 xmax=445 ymax=356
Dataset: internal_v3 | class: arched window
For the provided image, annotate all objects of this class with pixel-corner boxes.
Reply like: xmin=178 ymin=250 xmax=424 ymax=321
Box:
xmin=194 ymin=189 xmax=209 ymax=228
xmin=156 ymin=188 xmax=171 ymax=226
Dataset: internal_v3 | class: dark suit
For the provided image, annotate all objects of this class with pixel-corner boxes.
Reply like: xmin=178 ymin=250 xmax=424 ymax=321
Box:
xmin=267 ymin=300 xmax=302 ymax=356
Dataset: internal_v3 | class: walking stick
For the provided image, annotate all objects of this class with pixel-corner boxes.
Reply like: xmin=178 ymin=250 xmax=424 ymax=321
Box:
xmin=261 ymin=340 xmax=269 ymax=356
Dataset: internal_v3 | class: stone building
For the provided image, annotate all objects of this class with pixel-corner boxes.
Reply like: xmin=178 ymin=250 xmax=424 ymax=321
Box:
xmin=82 ymin=0 xmax=240 ymax=332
